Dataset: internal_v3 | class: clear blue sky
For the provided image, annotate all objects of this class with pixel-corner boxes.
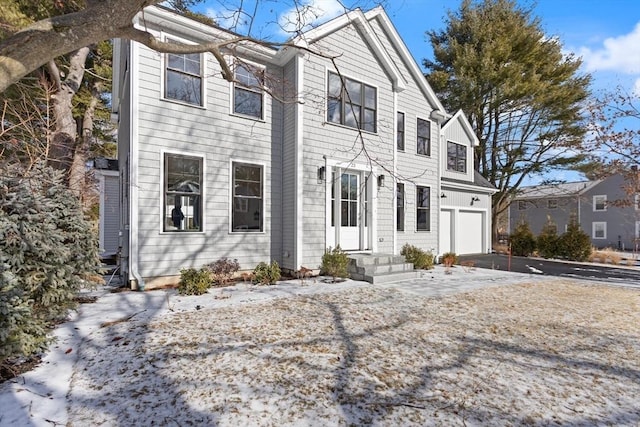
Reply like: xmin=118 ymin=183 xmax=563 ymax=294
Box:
xmin=197 ymin=0 xmax=640 ymax=94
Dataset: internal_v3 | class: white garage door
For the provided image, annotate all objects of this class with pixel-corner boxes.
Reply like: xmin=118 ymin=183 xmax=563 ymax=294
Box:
xmin=458 ymin=211 xmax=484 ymax=254
xmin=440 ymin=209 xmax=453 ymax=254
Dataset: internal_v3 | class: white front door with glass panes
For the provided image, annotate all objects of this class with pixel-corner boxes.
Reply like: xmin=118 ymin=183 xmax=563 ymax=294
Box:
xmin=328 ymin=169 xmax=370 ymax=251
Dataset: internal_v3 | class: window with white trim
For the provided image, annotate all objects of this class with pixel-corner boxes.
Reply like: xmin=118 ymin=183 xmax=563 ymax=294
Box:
xmin=397 ymin=183 xmax=405 ymax=231
xmin=232 ymin=162 xmax=263 ymax=232
xmin=447 ymin=141 xmax=466 ymax=172
xmin=636 ymin=221 xmax=640 ymax=239
xmin=593 ymin=195 xmax=607 ymax=211
xmin=327 ymin=72 xmax=377 ymax=132
xmin=164 ymin=153 xmax=203 ymax=232
xmin=233 ymin=62 xmax=264 ymax=119
xmin=635 ymin=194 xmax=639 ymax=210
xmin=164 ymin=40 xmax=202 ymax=106
xmin=417 ymin=118 xmax=430 ymax=156
xmin=397 ymin=112 xmax=405 ymax=151
xmin=592 ymin=221 xmax=606 ymax=239
xmin=416 ymin=186 xmax=430 ymax=231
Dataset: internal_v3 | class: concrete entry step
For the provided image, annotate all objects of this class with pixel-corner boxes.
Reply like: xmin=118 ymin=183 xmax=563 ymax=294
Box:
xmin=348 ymin=253 xmax=421 ymax=284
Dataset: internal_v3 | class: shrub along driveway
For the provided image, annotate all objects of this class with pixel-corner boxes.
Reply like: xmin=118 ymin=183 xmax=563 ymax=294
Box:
xmin=1 ymin=275 xmax=639 ymax=426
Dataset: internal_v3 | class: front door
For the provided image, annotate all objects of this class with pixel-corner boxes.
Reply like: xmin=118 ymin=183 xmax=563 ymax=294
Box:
xmin=329 ymin=169 xmax=370 ymax=251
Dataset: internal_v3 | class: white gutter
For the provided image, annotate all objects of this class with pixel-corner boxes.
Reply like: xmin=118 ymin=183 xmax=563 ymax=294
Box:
xmin=129 ymin=40 xmax=145 ymax=291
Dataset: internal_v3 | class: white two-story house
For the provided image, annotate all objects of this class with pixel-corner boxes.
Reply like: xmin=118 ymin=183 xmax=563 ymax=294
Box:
xmin=112 ymin=5 xmax=495 ymax=289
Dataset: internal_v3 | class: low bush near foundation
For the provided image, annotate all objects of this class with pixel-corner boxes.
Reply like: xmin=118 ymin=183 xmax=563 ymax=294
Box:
xmin=253 ymin=261 xmax=281 ymax=285
xmin=178 ymin=268 xmax=211 ymax=295
xmin=401 ymin=244 xmax=434 ymax=270
xmin=321 ymin=246 xmax=349 ymax=282
xmin=204 ymin=258 xmax=240 ymax=286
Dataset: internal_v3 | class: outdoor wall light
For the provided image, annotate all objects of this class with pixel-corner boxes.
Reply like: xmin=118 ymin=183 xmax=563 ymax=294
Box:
xmin=441 ymin=192 xmax=447 ymax=198
xmin=377 ymin=174 xmax=385 ymax=188
xmin=471 ymin=196 xmax=480 ymax=205
xmin=317 ymin=166 xmax=325 ymax=183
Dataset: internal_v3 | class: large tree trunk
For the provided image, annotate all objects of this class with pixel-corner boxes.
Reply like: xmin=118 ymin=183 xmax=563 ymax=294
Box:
xmin=70 ymin=87 xmax=99 ymax=205
xmin=47 ymin=47 xmax=90 ymax=196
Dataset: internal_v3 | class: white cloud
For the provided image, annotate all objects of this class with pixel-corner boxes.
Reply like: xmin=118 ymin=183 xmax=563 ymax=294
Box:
xmin=578 ymin=22 xmax=640 ymax=74
xmin=205 ymin=6 xmax=249 ymax=33
xmin=278 ymin=0 xmax=347 ymax=35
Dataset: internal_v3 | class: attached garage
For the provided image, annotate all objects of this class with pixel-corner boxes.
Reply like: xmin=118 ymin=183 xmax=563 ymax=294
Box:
xmin=458 ymin=210 xmax=484 ymax=254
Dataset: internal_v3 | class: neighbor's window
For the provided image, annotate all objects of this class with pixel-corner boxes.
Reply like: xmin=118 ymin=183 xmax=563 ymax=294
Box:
xmin=232 ymin=162 xmax=263 ymax=232
xmin=592 ymin=221 xmax=606 ymax=239
xmin=165 ymin=40 xmax=202 ymax=106
xmin=635 ymin=194 xmax=639 ymax=210
xmin=397 ymin=183 xmax=405 ymax=231
xmin=417 ymin=118 xmax=430 ymax=156
xmin=327 ymin=72 xmax=377 ymax=132
xmin=416 ymin=186 xmax=430 ymax=231
xmin=548 ymin=199 xmax=558 ymax=209
xmin=164 ymin=153 xmax=203 ymax=232
xmin=233 ymin=62 xmax=264 ymax=119
xmin=447 ymin=141 xmax=466 ymax=173
xmin=397 ymin=112 xmax=405 ymax=151
xmin=518 ymin=200 xmax=527 ymax=210
xmin=593 ymin=195 xmax=607 ymax=211
xmin=636 ymin=221 xmax=640 ymax=238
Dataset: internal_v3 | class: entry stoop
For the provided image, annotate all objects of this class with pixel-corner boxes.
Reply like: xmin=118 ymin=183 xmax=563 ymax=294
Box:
xmin=347 ymin=253 xmax=421 ymax=284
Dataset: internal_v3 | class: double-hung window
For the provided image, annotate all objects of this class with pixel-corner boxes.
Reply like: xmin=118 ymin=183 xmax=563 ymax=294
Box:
xmin=417 ymin=118 xmax=430 ymax=156
xmin=416 ymin=186 xmax=431 ymax=231
xmin=397 ymin=183 xmax=405 ymax=231
xmin=233 ymin=62 xmax=264 ymax=119
xmin=164 ymin=153 xmax=203 ymax=232
xmin=165 ymin=40 xmax=202 ymax=106
xmin=592 ymin=222 xmax=606 ymax=239
xmin=327 ymin=72 xmax=376 ymax=132
xmin=593 ymin=195 xmax=607 ymax=211
xmin=447 ymin=141 xmax=466 ymax=172
xmin=232 ymin=162 xmax=263 ymax=232
xmin=397 ymin=112 xmax=405 ymax=151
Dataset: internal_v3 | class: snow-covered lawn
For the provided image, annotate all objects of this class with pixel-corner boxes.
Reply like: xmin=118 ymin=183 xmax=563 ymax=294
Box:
xmin=1 ymin=279 xmax=640 ymax=426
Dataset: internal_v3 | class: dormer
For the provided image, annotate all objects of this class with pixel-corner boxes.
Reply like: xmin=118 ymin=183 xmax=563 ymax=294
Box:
xmin=441 ymin=109 xmax=478 ymax=183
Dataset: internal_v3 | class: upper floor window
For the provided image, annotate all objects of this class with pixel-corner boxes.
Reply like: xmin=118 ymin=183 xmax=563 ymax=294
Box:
xmin=233 ymin=62 xmax=264 ymax=119
xmin=416 ymin=186 xmax=431 ymax=231
xmin=164 ymin=153 xmax=203 ymax=232
xmin=397 ymin=112 xmax=405 ymax=151
xmin=547 ymin=199 xmax=558 ymax=209
xmin=635 ymin=194 xmax=639 ymax=210
xmin=593 ymin=195 xmax=607 ymax=211
xmin=447 ymin=141 xmax=466 ymax=173
xmin=165 ymin=40 xmax=202 ymax=106
xmin=232 ymin=162 xmax=263 ymax=232
xmin=327 ymin=72 xmax=377 ymax=132
xmin=397 ymin=183 xmax=405 ymax=231
xmin=417 ymin=118 xmax=430 ymax=156
xmin=518 ymin=200 xmax=527 ymax=210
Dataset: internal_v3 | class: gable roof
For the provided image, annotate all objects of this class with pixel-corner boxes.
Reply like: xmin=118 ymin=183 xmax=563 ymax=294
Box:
xmin=514 ymin=180 xmax=602 ymax=200
xmin=442 ymin=110 xmax=479 ymax=146
xmin=285 ymin=7 xmax=446 ymax=113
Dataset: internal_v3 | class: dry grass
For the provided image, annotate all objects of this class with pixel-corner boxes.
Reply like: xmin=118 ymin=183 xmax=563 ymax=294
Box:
xmin=590 ymin=248 xmax=624 ymax=265
xmin=67 ymin=280 xmax=640 ymax=426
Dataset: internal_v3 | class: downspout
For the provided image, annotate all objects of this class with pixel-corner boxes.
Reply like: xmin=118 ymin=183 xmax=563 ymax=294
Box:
xmin=129 ymin=39 xmax=145 ymax=291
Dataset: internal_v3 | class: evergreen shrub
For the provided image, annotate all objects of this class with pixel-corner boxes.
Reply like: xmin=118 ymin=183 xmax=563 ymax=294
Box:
xmin=401 ymin=244 xmax=434 ymax=270
xmin=0 ymin=163 xmax=100 ymax=364
xmin=320 ymin=246 xmax=349 ymax=282
xmin=558 ymin=219 xmax=591 ymax=262
xmin=536 ymin=219 xmax=559 ymax=258
xmin=178 ymin=268 xmax=212 ymax=295
xmin=510 ymin=221 xmax=536 ymax=256
xmin=253 ymin=261 xmax=281 ymax=285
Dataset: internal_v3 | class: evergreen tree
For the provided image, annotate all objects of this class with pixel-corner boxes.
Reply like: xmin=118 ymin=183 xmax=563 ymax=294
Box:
xmin=424 ymin=0 xmax=591 ymax=242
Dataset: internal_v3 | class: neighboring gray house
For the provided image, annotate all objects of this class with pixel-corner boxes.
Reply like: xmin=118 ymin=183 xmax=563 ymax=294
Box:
xmin=92 ymin=158 xmax=120 ymax=258
xmin=112 ymin=5 xmax=495 ymax=289
xmin=509 ymin=174 xmax=640 ymax=250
